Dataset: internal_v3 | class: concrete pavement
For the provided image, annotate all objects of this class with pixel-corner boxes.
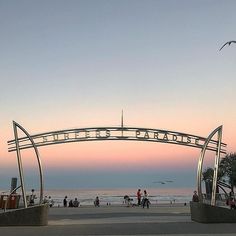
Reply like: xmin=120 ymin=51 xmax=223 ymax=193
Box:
xmin=1 ymin=204 xmax=236 ymax=235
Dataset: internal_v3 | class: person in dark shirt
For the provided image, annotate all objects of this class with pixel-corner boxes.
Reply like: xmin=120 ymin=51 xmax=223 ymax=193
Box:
xmin=229 ymin=197 xmax=236 ymax=209
xmin=137 ymin=189 xmax=142 ymax=206
xmin=192 ymin=191 xmax=199 ymax=202
xmin=63 ymin=196 xmax=68 ymax=207
xmin=94 ymin=196 xmax=100 ymax=207
xmin=73 ymin=198 xmax=79 ymax=207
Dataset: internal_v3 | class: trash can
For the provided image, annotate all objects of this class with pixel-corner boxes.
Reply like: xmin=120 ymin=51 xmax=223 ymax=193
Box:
xmin=0 ymin=195 xmax=9 ymax=209
xmin=8 ymin=194 xmax=20 ymax=209
xmin=0 ymin=194 xmax=20 ymax=209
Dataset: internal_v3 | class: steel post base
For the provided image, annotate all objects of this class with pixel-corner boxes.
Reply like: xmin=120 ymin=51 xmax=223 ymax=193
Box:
xmin=190 ymin=201 xmax=236 ymax=223
xmin=0 ymin=204 xmax=48 ymax=226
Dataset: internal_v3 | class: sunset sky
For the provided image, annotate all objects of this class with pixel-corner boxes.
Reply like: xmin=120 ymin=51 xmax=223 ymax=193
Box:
xmin=0 ymin=0 xmax=236 ymax=190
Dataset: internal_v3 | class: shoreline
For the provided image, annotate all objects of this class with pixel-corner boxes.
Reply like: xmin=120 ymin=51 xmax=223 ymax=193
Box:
xmin=50 ymin=201 xmax=190 ymax=208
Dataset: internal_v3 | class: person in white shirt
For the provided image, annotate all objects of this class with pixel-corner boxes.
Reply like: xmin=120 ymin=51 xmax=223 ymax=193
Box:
xmin=142 ymin=190 xmax=149 ymax=209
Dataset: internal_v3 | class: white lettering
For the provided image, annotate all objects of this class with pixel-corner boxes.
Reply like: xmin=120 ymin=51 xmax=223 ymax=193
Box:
xmin=172 ymin=135 xmax=177 ymax=141
xmin=75 ymin=132 xmax=80 ymax=139
xmin=144 ymin=131 xmax=149 ymax=139
xmin=85 ymin=131 xmax=90 ymax=138
xmin=187 ymin=136 xmax=191 ymax=143
xmin=136 ymin=130 xmax=141 ymax=138
xmin=154 ymin=132 xmax=159 ymax=139
xmin=163 ymin=133 xmax=168 ymax=141
xmin=106 ymin=130 xmax=110 ymax=137
xmin=96 ymin=130 xmax=101 ymax=138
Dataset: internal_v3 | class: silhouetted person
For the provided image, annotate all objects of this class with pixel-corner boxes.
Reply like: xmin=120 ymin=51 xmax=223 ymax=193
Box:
xmin=94 ymin=196 xmax=100 ymax=207
xmin=229 ymin=198 xmax=236 ymax=209
xmin=73 ymin=198 xmax=79 ymax=207
xmin=29 ymin=189 xmax=36 ymax=206
xmin=137 ymin=189 xmax=142 ymax=206
xmin=48 ymin=196 xmax=54 ymax=207
xmin=63 ymin=196 xmax=68 ymax=207
xmin=69 ymin=199 xmax=73 ymax=207
xmin=192 ymin=191 xmax=199 ymax=202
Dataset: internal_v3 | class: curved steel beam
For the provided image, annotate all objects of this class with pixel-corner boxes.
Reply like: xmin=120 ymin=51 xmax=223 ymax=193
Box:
xmin=197 ymin=126 xmax=223 ymax=205
xmin=8 ymin=126 xmax=227 ymax=154
xmin=211 ymin=127 xmax=222 ymax=206
xmin=13 ymin=121 xmax=27 ymax=208
xmin=13 ymin=121 xmax=44 ymax=206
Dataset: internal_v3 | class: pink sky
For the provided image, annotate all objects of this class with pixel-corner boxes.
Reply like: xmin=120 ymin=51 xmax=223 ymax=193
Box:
xmin=0 ymin=1 xmax=236 ymax=188
xmin=1 ymin=120 xmax=231 ymax=170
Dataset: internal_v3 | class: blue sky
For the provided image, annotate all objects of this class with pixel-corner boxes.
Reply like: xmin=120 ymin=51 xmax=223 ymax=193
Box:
xmin=0 ymin=0 xmax=236 ymax=190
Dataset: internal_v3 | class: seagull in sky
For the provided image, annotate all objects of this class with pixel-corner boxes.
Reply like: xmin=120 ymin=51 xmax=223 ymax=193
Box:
xmin=152 ymin=181 xmax=165 ymax=184
xmin=153 ymin=180 xmax=174 ymax=184
xmin=219 ymin=41 xmax=236 ymax=51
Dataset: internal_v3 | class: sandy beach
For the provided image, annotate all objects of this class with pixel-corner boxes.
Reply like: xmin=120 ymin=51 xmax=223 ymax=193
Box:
xmin=1 ymin=203 xmax=236 ymax=235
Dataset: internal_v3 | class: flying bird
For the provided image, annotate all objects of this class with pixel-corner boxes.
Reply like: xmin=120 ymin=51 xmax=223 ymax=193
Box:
xmin=152 ymin=181 xmax=166 ymax=184
xmin=219 ymin=41 xmax=236 ymax=51
xmin=153 ymin=180 xmax=174 ymax=184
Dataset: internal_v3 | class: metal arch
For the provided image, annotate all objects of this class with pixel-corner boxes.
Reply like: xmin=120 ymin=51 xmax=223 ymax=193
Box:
xmin=7 ymin=126 xmax=227 ymax=154
xmin=197 ymin=125 xmax=223 ymax=205
xmin=9 ymin=122 xmax=226 ymax=207
xmin=13 ymin=121 xmax=44 ymax=207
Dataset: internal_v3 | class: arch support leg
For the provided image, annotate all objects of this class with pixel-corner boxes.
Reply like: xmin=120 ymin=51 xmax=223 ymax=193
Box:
xmin=197 ymin=126 xmax=223 ymax=206
xmin=12 ymin=121 xmax=44 ymax=207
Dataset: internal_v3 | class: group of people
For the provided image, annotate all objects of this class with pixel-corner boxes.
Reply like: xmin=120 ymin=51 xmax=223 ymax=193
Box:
xmin=29 ymin=189 xmax=54 ymax=207
xmin=63 ymin=196 xmax=101 ymax=207
xmin=137 ymin=189 xmax=150 ymax=208
xmin=63 ymin=196 xmax=80 ymax=207
xmin=28 ymin=188 xmax=236 ymax=209
xmin=43 ymin=195 xmax=54 ymax=207
xmin=123 ymin=189 xmax=150 ymax=208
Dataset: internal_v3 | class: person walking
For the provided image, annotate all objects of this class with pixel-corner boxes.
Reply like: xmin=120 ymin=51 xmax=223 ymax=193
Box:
xmin=137 ymin=189 xmax=142 ymax=206
xmin=142 ymin=190 xmax=149 ymax=209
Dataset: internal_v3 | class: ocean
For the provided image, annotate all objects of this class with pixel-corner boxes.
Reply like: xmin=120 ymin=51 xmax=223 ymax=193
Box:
xmin=38 ymin=187 xmax=193 ymax=207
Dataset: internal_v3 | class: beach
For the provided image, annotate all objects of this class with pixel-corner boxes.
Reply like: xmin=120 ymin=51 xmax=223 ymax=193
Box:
xmin=1 ymin=203 xmax=236 ymax=235
xmin=33 ymin=187 xmax=193 ymax=207
xmin=48 ymin=203 xmax=191 ymax=225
